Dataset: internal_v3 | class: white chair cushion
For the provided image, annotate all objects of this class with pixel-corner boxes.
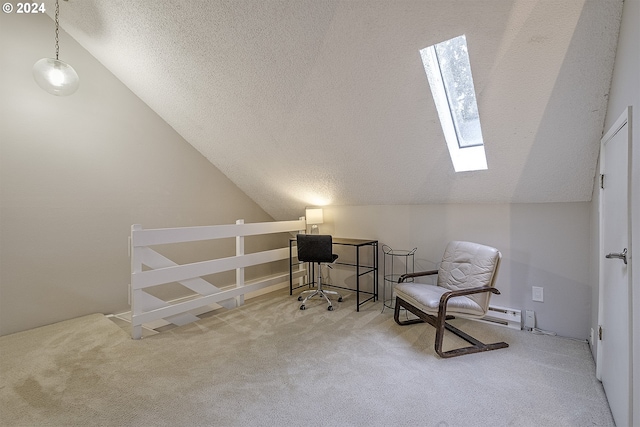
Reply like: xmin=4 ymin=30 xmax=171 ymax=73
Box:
xmin=395 ymin=282 xmax=486 ymax=318
xmin=437 ymin=241 xmax=500 ymax=311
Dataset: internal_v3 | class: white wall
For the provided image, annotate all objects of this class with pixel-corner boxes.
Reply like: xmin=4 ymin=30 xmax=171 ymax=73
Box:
xmin=0 ymin=13 xmax=280 ymax=336
xmin=321 ymin=203 xmax=591 ymax=339
xmin=595 ymin=0 xmax=640 ymax=416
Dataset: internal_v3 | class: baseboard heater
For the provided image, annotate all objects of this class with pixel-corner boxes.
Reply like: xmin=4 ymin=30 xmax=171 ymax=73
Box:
xmin=473 ymin=305 xmax=521 ymax=330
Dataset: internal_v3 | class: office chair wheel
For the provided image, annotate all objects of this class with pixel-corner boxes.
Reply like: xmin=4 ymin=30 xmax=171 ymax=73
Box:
xmin=338 ymin=297 xmax=343 ymax=302
xmin=298 ymin=296 xmax=303 ymax=301
xmin=327 ymin=305 xmax=334 ymax=311
xmin=300 ymin=305 xmax=306 ymax=310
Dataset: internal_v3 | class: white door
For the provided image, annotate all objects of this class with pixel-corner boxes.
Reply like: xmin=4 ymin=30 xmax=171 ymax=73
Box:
xmin=598 ymin=107 xmax=632 ymax=427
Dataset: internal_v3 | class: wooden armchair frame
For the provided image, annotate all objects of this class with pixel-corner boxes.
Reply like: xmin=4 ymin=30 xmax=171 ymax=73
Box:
xmin=394 ymin=269 xmax=509 ymax=358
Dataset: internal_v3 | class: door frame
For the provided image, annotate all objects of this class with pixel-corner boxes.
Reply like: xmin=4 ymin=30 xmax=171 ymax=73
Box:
xmin=597 ymin=106 xmax=633 ymax=422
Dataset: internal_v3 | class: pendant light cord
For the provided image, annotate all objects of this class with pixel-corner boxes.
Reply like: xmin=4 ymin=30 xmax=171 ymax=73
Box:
xmin=54 ymin=0 xmax=60 ymax=60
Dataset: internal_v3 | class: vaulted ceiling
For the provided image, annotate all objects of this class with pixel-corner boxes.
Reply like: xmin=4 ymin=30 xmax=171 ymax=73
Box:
xmin=50 ymin=0 xmax=622 ymax=219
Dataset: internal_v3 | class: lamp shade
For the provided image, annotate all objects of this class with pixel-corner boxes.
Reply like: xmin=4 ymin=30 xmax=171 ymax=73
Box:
xmin=305 ymin=208 xmax=324 ymax=225
xmin=33 ymin=58 xmax=79 ymax=96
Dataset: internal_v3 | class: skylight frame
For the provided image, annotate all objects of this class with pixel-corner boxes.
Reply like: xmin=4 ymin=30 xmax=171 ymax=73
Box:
xmin=420 ymin=34 xmax=487 ymax=172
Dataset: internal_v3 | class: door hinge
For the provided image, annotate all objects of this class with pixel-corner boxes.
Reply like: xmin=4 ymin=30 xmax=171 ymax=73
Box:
xmin=599 ymin=325 xmax=603 ymax=341
xmin=600 ymin=174 xmax=605 ymax=189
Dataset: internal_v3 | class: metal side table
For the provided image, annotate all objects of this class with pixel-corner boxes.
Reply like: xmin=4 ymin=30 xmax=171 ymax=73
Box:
xmin=382 ymin=245 xmax=416 ymax=311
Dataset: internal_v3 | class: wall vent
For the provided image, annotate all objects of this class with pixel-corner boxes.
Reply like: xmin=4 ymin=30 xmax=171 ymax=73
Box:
xmin=473 ymin=305 xmax=521 ymax=330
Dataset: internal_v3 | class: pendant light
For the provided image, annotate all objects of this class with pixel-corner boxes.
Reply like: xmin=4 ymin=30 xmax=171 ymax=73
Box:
xmin=33 ymin=0 xmax=79 ymax=96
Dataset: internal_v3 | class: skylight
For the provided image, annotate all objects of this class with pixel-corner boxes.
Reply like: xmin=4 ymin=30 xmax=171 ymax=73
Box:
xmin=420 ymin=35 xmax=487 ymax=172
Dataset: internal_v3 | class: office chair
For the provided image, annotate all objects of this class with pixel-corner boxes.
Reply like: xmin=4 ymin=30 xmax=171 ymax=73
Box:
xmin=394 ymin=241 xmax=508 ymax=358
xmin=296 ymin=234 xmax=342 ymax=311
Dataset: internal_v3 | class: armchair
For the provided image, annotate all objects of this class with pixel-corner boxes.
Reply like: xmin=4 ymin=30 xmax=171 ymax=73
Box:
xmin=394 ymin=241 xmax=508 ymax=358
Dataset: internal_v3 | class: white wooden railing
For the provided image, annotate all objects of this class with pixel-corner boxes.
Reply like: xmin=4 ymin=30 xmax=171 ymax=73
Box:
xmin=129 ymin=218 xmax=306 ymax=339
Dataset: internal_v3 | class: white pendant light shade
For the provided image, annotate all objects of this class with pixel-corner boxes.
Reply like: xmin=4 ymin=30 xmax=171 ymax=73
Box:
xmin=33 ymin=58 xmax=79 ymax=96
xmin=33 ymin=0 xmax=79 ymax=96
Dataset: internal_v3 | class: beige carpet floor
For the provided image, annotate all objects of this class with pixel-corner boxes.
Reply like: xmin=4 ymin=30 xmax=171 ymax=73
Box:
xmin=0 ymin=289 xmax=614 ymax=426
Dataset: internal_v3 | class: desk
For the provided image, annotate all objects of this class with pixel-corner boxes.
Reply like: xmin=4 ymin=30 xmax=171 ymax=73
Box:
xmin=289 ymin=237 xmax=378 ymax=311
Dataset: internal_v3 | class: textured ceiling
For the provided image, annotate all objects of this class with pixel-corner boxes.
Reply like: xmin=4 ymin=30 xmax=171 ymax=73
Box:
xmin=49 ymin=0 xmax=622 ymax=219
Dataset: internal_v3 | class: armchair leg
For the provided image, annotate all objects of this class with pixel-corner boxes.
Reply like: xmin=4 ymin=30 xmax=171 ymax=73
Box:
xmin=393 ymin=298 xmax=426 ymax=325
xmin=394 ymin=297 xmax=509 ymax=358
xmin=393 ymin=297 xmax=453 ymax=326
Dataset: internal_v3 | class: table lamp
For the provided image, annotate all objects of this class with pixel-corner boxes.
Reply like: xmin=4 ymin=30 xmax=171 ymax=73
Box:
xmin=305 ymin=207 xmax=324 ymax=234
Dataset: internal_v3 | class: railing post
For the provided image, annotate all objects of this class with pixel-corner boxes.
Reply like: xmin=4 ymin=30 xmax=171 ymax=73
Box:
xmin=130 ymin=224 xmax=143 ymax=339
xmin=236 ymin=219 xmax=245 ymax=307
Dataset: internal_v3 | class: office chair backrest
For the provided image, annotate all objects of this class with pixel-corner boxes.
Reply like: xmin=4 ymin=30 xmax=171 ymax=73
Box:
xmin=296 ymin=234 xmax=334 ymax=263
xmin=437 ymin=240 xmax=502 ymax=311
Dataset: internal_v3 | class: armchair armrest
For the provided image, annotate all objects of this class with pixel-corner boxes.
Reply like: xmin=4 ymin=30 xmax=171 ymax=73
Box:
xmin=439 ymin=286 xmax=500 ymax=312
xmin=442 ymin=286 xmax=500 ymax=299
xmin=398 ymin=270 xmax=438 ymax=283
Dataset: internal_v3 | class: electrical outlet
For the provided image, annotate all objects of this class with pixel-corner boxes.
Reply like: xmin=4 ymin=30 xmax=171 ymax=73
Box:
xmin=525 ymin=310 xmax=535 ymax=330
xmin=590 ymin=328 xmax=595 ymax=346
xmin=532 ymin=286 xmax=544 ymax=302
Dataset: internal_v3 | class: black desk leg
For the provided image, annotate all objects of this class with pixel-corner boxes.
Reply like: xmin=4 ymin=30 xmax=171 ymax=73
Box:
xmin=356 ymin=247 xmax=360 ymax=312
xmin=289 ymin=240 xmax=293 ymax=295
